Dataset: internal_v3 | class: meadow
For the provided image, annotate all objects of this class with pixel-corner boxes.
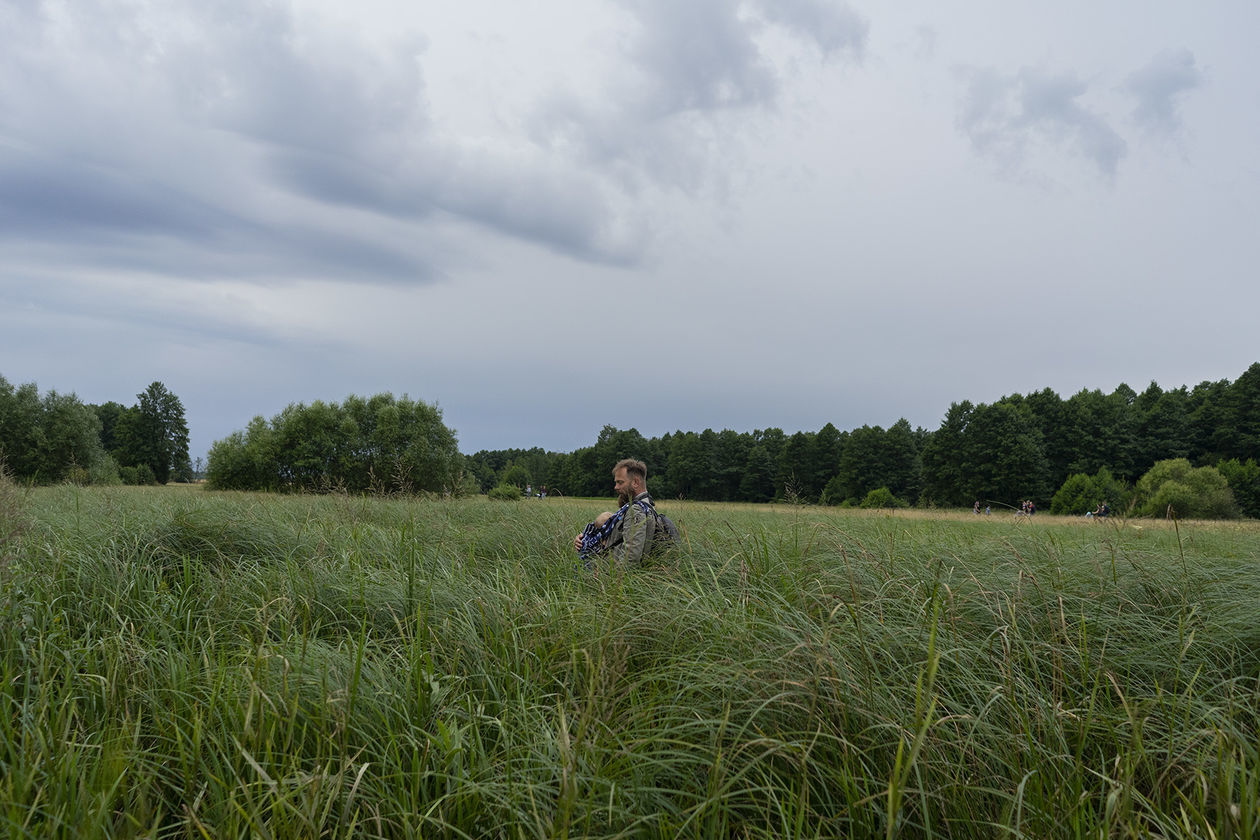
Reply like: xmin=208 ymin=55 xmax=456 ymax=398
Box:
xmin=1 ymin=481 xmax=1259 ymax=839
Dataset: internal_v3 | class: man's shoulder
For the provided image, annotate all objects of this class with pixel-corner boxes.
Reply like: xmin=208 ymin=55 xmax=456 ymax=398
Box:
xmin=627 ymin=493 xmax=654 ymax=515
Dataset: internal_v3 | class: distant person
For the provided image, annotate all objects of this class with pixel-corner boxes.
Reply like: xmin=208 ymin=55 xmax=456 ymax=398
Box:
xmin=974 ymin=501 xmax=981 ymax=515
xmin=1088 ymin=502 xmax=1110 ymax=518
xmin=573 ymin=459 xmax=679 ymax=571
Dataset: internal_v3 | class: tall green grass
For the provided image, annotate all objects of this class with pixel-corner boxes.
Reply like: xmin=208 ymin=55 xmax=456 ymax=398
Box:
xmin=2 ymin=482 xmax=1259 ymax=838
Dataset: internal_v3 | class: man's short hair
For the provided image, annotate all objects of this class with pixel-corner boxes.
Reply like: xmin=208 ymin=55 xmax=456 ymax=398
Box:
xmin=613 ymin=458 xmax=647 ymax=481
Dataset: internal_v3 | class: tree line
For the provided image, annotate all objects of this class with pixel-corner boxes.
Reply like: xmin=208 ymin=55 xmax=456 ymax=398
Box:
xmin=0 ymin=377 xmax=191 ymax=485
xmin=4 ymin=364 xmax=1258 ymax=517
xmin=467 ymin=363 xmax=1260 ymax=518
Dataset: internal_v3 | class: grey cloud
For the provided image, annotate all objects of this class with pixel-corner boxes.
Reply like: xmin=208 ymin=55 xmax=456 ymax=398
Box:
xmin=185 ymin=8 xmax=429 ymax=160
xmin=0 ymin=154 xmax=229 ymax=239
xmin=1126 ymin=49 xmax=1203 ymax=137
xmin=0 ymin=0 xmax=645 ymax=281
xmin=1018 ymin=71 xmax=1127 ymax=177
xmin=958 ymin=67 xmax=1127 ymax=178
xmin=0 ymin=146 xmax=437 ymax=285
xmin=612 ymin=0 xmax=861 ymax=116
xmin=268 ymin=151 xmax=437 ymax=218
xmin=269 ymin=142 xmax=644 ymax=267
xmin=428 ymin=148 xmax=648 ymax=266
xmin=618 ymin=0 xmax=778 ymax=115
xmin=189 ymin=9 xmax=649 ymax=265
xmin=154 ymin=3 xmax=651 ymax=267
xmin=752 ymin=0 xmax=867 ymax=58
xmin=616 ymin=0 xmax=866 ymax=116
xmin=532 ymin=0 xmax=866 ymax=191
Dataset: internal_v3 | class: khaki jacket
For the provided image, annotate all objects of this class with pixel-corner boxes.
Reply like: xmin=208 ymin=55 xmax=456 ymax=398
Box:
xmin=606 ymin=492 xmax=659 ymax=570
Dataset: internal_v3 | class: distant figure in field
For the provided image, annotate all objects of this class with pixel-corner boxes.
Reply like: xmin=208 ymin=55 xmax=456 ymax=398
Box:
xmin=573 ymin=458 xmax=679 ymax=571
xmin=1087 ymin=502 xmax=1110 ymax=518
xmin=974 ymin=500 xmax=981 ymax=515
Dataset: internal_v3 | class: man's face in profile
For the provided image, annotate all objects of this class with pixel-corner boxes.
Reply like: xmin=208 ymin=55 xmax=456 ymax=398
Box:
xmin=613 ymin=467 xmax=633 ymax=505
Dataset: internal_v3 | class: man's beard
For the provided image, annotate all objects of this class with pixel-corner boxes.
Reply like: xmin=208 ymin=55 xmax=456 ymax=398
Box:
xmin=617 ymin=488 xmax=633 ymax=506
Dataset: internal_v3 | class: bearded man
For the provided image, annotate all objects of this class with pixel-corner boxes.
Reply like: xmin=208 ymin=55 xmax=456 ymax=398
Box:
xmin=573 ymin=458 xmax=678 ymax=570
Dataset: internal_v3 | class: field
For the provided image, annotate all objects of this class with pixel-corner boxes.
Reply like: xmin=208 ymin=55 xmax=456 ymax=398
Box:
xmin=2 ymin=483 xmax=1260 ymax=838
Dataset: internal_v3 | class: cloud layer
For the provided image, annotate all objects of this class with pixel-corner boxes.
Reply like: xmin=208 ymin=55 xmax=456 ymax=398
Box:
xmin=0 ymin=0 xmax=871 ymax=281
xmin=1 ymin=0 xmax=1251 ymax=462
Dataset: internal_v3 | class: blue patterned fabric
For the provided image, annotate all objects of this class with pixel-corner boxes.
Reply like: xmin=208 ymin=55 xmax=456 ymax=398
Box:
xmin=578 ymin=496 xmax=671 ymax=570
xmin=578 ymin=502 xmax=629 ymax=563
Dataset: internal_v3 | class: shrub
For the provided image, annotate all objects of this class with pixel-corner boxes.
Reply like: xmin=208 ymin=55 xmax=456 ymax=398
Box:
xmin=1051 ymin=473 xmax=1094 ymax=515
xmin=1217 ymin=458 xmax=1260 ymax=519
xmin=859 ymin=487 xmax=904 ymax=509
xmin=1051 ymin=466 xmax=1130 ymax=515
xmin=501 ymin=464 xmax=531 ymax=490
xmin=204 ymin=393 xmax=461 ymax=495
xmin=1133 ymin=458 xmax=1237 ymax=519
xmin=119 ymin=463 xmax=158 ymax=486
xmin=487 ymin=483 xmax=522 ymax=501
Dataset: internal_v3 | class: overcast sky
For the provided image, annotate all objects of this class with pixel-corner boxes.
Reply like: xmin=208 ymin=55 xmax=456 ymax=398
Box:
xmin=2 ymin=1 xmax=1257 ymax=461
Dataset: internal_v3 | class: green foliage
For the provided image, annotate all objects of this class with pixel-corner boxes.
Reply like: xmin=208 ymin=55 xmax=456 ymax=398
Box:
xmin=1217 ymin=458 xmax=1260 ymax=518
xmin=204 ymin=417 xmax=275 ymax=492
xmin=135 ymin=382 xmax=191 ymax=483
xmin=858 ymin=486 xmax=904 ymax=509
xmin=831 ymin=421 xmax=920 ymax=506
xmin=738 ymin=442 xmax=777 ymax=502
xmin=1050 ymin=466 xmax=1131 ymax=515
xmin=776 ymin=431 xmax=817 ymax=501
xmin=1134 ymin=458 xmax=1238 ymax=519
xmin=1131 ymin=382 xmax=1191 ymax=476
xmin=92 ymin=401 xmax=127 ymax=453
xmin=921 ymin=400 xmax=1050 ymax=507
xmin=1061 ymin=386 xmax=1138 ymax=480
xmin=99 ymin=382 xmax=191 ymax=484
xmin=451 ymin=471 xmax=481 ymax=498
xmin=1050 ymin=472 xmax=1093 ymax=515
xmin=118 ymin=463 xmax=158 ymax=486
xmin=0 ymin=375 xmax=111 ymax=484
xmin=818 ymin=474 xmax=849 ymax=506
xmin=1191 ymin=362 xmax=1260 ymax=462
xmin=487 ymin=482 xmax=523 ymax=501
xmin=205 ymin=393 xmax=462 ymax=495
xmin=500 ymin=463 xmax=530 ymax=489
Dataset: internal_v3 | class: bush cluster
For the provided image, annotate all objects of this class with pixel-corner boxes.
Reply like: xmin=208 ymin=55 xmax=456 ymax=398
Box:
xmin=205 ymin=393 xmax=463 ymax=495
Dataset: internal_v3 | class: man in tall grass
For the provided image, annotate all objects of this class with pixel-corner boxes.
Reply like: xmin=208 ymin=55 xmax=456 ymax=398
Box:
xmin=574 ymin=458 xmax=677 ymax=570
